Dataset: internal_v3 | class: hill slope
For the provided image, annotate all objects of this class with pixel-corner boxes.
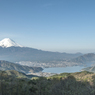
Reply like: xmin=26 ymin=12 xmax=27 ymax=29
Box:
xmin=69 ymin=53 xmax=95 ymax=66
xmin=0 ymin=60 xmax=43 ymax=74
xmin=0 ymin=70 xmax=38 ymax=79
xmin=1 ymin=71 xmax=95 ymax=95
xmin=82 ymin=66 xmax=95 ymax=73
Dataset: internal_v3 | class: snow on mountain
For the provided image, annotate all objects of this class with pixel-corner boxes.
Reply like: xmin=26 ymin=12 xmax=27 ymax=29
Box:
xmin=0 ymin=38 xmax=23 ymax=48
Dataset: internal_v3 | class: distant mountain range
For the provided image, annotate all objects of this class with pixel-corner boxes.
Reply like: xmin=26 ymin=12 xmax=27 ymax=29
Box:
xmin=69 ymin=53 xmax=95 ymax=66
xmin=1 ymin=38 xmax=95 ymax=67
xmin=0 ymin=60 xmax=43 ymax=74
xmin=0 ymin=38 xmax=82 ymax=62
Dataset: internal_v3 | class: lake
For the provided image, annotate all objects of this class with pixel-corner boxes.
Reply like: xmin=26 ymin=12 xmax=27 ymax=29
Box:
xmin=42 ymin=66 xmax=85 ymax=74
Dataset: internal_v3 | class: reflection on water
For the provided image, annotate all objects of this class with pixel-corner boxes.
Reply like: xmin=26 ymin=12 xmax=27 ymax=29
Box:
xmin=42 ymin=66 xmax=85 ymax=74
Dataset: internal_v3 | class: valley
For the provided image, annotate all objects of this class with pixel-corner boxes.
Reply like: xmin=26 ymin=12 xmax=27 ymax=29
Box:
xmin=1 ymin=0 xmax=95 ymax=94
xmin=0 ymin=38 xmax=95 ymax=95
xmin=0 ymin=38 xmax=95 ymax=75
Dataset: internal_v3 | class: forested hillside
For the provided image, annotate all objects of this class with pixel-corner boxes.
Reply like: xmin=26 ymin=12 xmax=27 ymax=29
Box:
xmin=0 ymin=60 xmax=43 ymax=74
xmin=1 ymin=70 xmax=95 ymax=95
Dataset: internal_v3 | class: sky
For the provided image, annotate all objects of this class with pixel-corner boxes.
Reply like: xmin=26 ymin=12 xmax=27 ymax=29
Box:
xmin=0 ymin=0 xmax=95 ymax=53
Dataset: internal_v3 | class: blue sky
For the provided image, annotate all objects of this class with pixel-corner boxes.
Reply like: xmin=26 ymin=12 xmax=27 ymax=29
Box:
xmin=0 ymin=0 xmax=95 ymax=53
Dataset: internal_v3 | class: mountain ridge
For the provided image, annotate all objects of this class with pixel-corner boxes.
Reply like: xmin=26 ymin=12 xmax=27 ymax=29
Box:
xmin=0 ymin=38 xmax=83 ymax=66
xmin=0 ymin=60 xmax=43 ymax=74
xmin=0 ymin=46 xmax=82 ymax=62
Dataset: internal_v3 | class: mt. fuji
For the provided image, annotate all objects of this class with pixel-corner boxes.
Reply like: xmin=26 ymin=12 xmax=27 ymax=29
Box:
xmin=0 ymin=38 xmax=82 ymax=63
xmin=0 ymin=38 xmax=23 ymax=48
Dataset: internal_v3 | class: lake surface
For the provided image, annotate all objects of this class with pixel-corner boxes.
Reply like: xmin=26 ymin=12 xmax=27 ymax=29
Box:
xmin=42 ymin=66 xmax=85 ymax=74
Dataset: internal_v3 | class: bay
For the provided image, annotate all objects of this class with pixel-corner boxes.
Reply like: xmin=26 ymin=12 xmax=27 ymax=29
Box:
xmin=42 ymin=66 xmax=85 ymax=74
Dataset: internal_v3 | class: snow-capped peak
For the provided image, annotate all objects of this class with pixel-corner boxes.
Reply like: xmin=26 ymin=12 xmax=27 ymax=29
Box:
xmin=0 ymin=38 xmax=23 ymax=48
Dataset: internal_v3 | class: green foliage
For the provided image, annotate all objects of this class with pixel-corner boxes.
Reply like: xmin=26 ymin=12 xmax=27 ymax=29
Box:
xmin=1 ymin=71 xmax=95 ymax=95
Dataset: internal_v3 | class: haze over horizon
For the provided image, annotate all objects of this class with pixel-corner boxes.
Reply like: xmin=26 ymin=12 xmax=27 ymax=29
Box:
xmin=0 ymin=0 xmax=95 ymax=53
